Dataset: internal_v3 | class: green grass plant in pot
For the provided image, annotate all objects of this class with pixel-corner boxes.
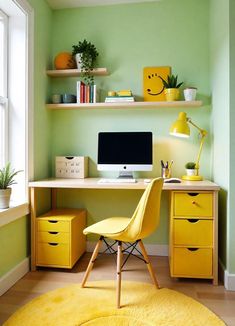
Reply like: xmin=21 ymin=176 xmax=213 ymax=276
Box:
xmin=159 ymin=74 xmax=183 ymax=101
xmin=72 ymin=39 xmax=99 ymax=85
xmin=185 ymin=161 xmax=197 ymax=177
xmin=0 ymin=163 xmax=22 ymax=209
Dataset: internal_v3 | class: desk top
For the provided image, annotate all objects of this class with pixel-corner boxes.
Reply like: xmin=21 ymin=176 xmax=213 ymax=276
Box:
xmin=28 ymin=178 xmax=220 ymax=191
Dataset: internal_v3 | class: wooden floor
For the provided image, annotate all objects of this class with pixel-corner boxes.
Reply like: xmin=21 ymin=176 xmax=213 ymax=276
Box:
xmin=0 ymin=254 xmax=235 ymax=325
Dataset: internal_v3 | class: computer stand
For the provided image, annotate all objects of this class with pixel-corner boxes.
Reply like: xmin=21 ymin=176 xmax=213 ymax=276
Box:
xmin=118 ymin=171 xmax=134 ymax=179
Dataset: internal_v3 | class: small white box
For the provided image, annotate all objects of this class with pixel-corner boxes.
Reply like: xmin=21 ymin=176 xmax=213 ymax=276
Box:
xmin=55 ymin=156 xmax=88 ymax=179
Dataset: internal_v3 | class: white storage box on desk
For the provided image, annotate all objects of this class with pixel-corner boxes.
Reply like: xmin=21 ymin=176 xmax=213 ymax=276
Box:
xmin=56 ymin=156 xmax=88 ymax=178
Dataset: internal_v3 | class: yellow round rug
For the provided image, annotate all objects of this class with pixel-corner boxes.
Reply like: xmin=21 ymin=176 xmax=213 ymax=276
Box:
xmin=4 ymin=281 xmax=225 ymax=326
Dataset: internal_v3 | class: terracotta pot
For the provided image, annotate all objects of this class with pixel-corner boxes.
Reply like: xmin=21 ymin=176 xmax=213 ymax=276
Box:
xmin=0 ymin=188 xmax=12 ymax=209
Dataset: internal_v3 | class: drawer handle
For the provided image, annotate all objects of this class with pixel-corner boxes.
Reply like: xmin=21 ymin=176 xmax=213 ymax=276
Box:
xmin=48 ymin=231 xmax=59 ymax=235
xmin=48 ymin=243 xmax=59 ymax=246
xmin=188 ymin=193 xmax=199 ymax=197
xmin=48 ymin=220 xmax=58 ymax=223
xmin=187 ymin=219 xmax=199 ymax=223
xmin=187 ymin=248 xmax=199 ymax=252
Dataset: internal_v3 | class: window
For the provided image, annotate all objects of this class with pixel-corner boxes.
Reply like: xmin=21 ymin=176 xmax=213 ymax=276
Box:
xmin=0 ymin=10 xmax=8 ymax=169
xmin=0 ymin=0 xmax=33 ymax=208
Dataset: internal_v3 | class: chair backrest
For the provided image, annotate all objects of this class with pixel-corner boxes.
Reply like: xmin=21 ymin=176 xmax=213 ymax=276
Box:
xmin=121 ymin=178 xmax=163 ymax=242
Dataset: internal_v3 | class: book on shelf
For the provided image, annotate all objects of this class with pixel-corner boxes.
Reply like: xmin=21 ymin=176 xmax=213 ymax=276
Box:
xmin=76 ymin=81 xmax=98 ymax=104
xmin=105 ymin=96 xmax=135 ymax=103
xmin=116 ymin=90 xmax=132 ymax=96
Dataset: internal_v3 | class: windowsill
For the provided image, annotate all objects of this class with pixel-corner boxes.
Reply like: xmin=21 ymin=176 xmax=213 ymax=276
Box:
xmin=0 ymin=202 xmax=30 ymax=227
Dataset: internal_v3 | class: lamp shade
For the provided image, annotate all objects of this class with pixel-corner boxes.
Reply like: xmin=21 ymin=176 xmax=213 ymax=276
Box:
xmin=169 ymin=112 xmax=190 ymax=138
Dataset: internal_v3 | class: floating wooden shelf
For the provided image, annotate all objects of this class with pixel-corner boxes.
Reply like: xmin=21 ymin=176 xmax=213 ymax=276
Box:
xmin=46 ymin=100 xmax=202 ymax=110
xmin=46 ymin=68 xmax=109 ymax=77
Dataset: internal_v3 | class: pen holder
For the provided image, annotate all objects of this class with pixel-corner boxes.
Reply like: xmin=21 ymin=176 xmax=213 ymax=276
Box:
xmin=161 ymin=167 xmax=171 ymax=179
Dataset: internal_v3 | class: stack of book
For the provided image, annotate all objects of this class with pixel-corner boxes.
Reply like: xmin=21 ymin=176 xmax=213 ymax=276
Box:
xmin=105 ymin=89 xmax=135 ymax=103
xmin=76 ymin=81 xmax=98 ymax=103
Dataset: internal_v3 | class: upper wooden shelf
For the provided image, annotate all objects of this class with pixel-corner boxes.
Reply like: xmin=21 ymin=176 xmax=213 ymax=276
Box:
xmin=46 ymin=68 xmax=109 ymax=77
xmin=46 ymin=100 xmax=202 ymax=110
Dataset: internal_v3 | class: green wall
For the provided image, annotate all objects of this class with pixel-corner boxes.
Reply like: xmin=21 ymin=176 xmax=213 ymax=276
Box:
xmin=0 ymin=217 xmax=29 ymax=277
xmin=49 ymin=0 xmax=211 ymax=243
xmin=29 ymin=0 xmax=52 ymax=179
xmin=210 ymin=0 xmax=235 ymax=276
xmin=229 ymin=0 xmax=235 ymax=274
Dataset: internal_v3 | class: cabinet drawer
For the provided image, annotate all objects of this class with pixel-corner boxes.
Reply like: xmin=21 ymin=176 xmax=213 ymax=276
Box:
xmin=173 ymin=219 xmax=213 ymax=246
xmin=173 ymin=247 xmax=212 ymax=277
xmin=37 ymin=219 xmax=69 ymax=232
xmin=174 ymin=192 xmax=213 ymax=217
xmin=36 ymin=243 xmax=69 ymax=266
xmin=37 ymin=231 xmax=69 ymax=244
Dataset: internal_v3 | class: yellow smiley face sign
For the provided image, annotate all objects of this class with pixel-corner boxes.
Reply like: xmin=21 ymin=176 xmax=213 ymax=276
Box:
xmin=143 ymin=66 xmax=171 ymax=101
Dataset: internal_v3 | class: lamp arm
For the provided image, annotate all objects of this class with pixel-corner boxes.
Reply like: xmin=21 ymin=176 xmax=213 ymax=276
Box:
xmin=187 ymin=119 xmax=207 ymax=175
xmin=195 ymin=134 xmax=206 ymax=172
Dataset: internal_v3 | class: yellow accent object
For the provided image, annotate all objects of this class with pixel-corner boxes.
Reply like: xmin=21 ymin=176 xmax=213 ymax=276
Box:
xmin=173 ymin=247 xmax=213 ymax=276
xmin=169 ymin=191 xmax=215 ymax=280
xmin=164 ymin=88 xmax=180 ymax=101
xmin=36 ymin=209 xmax=86 ymax=269
xmin=173 ymin=219 xmax=213 ymax=246
xmin=174 ymin=192 xmax=213 ymax=217
xmin=82 ymin=178 xmax=163 ymax=308
xmin=83 ymin=178 xmax=163 ymax=242
xmin=143 ymin=66 xmax=171 ymax=101
xmin=116 ymin=90 xmax=132 ymax=96
xmin=54 ymin=52 xmax=76 ymax=70
xmin=169 ymin=111 xmax=208 ymax=180
xmin=4 ymin=281 xmax=225 ymax=326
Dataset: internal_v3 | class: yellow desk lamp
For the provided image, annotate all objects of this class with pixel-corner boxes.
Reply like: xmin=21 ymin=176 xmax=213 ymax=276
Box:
xmin=169 ymin=112 xmax=207 ymax=181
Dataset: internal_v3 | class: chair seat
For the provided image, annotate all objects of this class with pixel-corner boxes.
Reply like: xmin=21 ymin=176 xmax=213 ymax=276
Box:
xmin=83 ymin=217 xmax=131 ymax=238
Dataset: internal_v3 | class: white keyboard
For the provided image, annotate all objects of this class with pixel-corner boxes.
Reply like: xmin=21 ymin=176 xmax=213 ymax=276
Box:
xmin=98 ymin=178 xmax=137 ymax=184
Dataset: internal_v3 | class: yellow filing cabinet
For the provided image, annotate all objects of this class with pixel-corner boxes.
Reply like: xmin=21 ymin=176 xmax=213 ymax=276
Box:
xmin=169 ymin=191 xmax=215 ymax=280
xmin=36 ymin=208 xmax=86 ymax=268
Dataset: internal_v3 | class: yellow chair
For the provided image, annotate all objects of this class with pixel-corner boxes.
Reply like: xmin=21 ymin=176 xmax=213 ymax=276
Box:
xmin=81 ymin=177 xmax=164 ymax=308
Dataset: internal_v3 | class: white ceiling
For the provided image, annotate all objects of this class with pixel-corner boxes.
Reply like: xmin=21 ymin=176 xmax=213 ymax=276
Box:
xmin=46 ymin=0 xmax=159 ymax=10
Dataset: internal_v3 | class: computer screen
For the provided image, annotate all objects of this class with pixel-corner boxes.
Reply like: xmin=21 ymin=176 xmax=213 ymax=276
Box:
xmin=97 ymin=132 xmax=153 ymax=177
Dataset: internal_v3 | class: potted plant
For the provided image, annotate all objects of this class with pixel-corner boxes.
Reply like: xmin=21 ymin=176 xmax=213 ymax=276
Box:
xmin=185 ymin=162 xmax=197 ymax=176
xmin=159 ymin=74 xmax=183 ymax=101
xmin=0 ymin=163 xmax=22 ymax=209
xmin=72 ymin=39 xmax=99 ymax=85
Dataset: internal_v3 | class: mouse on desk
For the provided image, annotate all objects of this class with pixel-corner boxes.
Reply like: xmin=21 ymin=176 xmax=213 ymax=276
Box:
xmin=164 ymin=178 xmax=181 ymax=183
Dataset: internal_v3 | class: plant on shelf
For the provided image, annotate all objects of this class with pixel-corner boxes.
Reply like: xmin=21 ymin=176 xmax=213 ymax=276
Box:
xmin=185 ymin=162 xmax=197 ymax=177
xmin=72 ymin=39 xmax=99 ymax=85
xmin=159 ymin=74 xmax=183 ymax=101
xmin=0 ymin=163 xmax=22 ymax=209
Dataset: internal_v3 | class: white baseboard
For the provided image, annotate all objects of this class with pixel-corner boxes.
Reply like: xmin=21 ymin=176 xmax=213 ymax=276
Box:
xmin=224 ymin=270 xmax=235 ymax=291
xmin=0 ymin=257 xmax=30 ymax=296
xmin=86 ymin=241 xmax=168 ymax=257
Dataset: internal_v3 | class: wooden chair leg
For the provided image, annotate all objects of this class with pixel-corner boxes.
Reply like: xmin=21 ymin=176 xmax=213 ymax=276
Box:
xmin=81 ymin=237 xmax=103 ymax=288
xmin=116 ymin=241 xmax=122 ymax=309
xmin=139 ymin=240 xmax=160 ymax=289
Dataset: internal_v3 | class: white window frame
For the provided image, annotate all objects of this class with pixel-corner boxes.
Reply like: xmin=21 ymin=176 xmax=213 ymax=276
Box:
xmin=0 ymin=0 xmax=34 ymax=223
xmin=0 ymin=9 xmax=8 ymax=168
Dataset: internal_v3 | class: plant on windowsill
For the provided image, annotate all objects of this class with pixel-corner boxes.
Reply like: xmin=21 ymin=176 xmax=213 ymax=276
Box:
xmin=159 ymin=74 xmax=183 ymax=101
xmin=185 ymin=162 xmax=197 ymax=177
xmin=0 ymin=163 xmax=22 ymax=209
xmin=72 ymin=39 xmax=99 ymax=85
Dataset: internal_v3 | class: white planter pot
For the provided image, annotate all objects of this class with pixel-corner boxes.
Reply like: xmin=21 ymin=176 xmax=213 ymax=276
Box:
xmin=184 ymin=88 xmax=197 ymax=101
xmin=75 ymin=53 xmax=82 ymax=70
xmin=0 ymin=188 xmax=12 ymax=209
xmin=186 ymin=169 xmax=197 ymax=176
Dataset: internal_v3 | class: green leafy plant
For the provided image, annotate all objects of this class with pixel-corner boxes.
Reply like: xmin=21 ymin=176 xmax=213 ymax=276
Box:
xmin=0 ymin=163 xmax=22 ymax=189
xmin=72 ymin=39 xmax=99 ymax=85
xmin=159 ymin=74 xmax=183 ymax=89
xmin=185 ymin=162 xmax=196 ymax=169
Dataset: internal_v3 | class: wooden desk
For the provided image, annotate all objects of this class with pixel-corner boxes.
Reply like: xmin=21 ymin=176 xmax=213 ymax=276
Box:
xmin=29 ymin=178 xmax=219 ymax=284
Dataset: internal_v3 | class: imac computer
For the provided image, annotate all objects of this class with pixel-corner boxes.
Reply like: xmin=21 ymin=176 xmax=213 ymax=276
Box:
xmin=97 ymin=131 xmax=153 ymax=182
